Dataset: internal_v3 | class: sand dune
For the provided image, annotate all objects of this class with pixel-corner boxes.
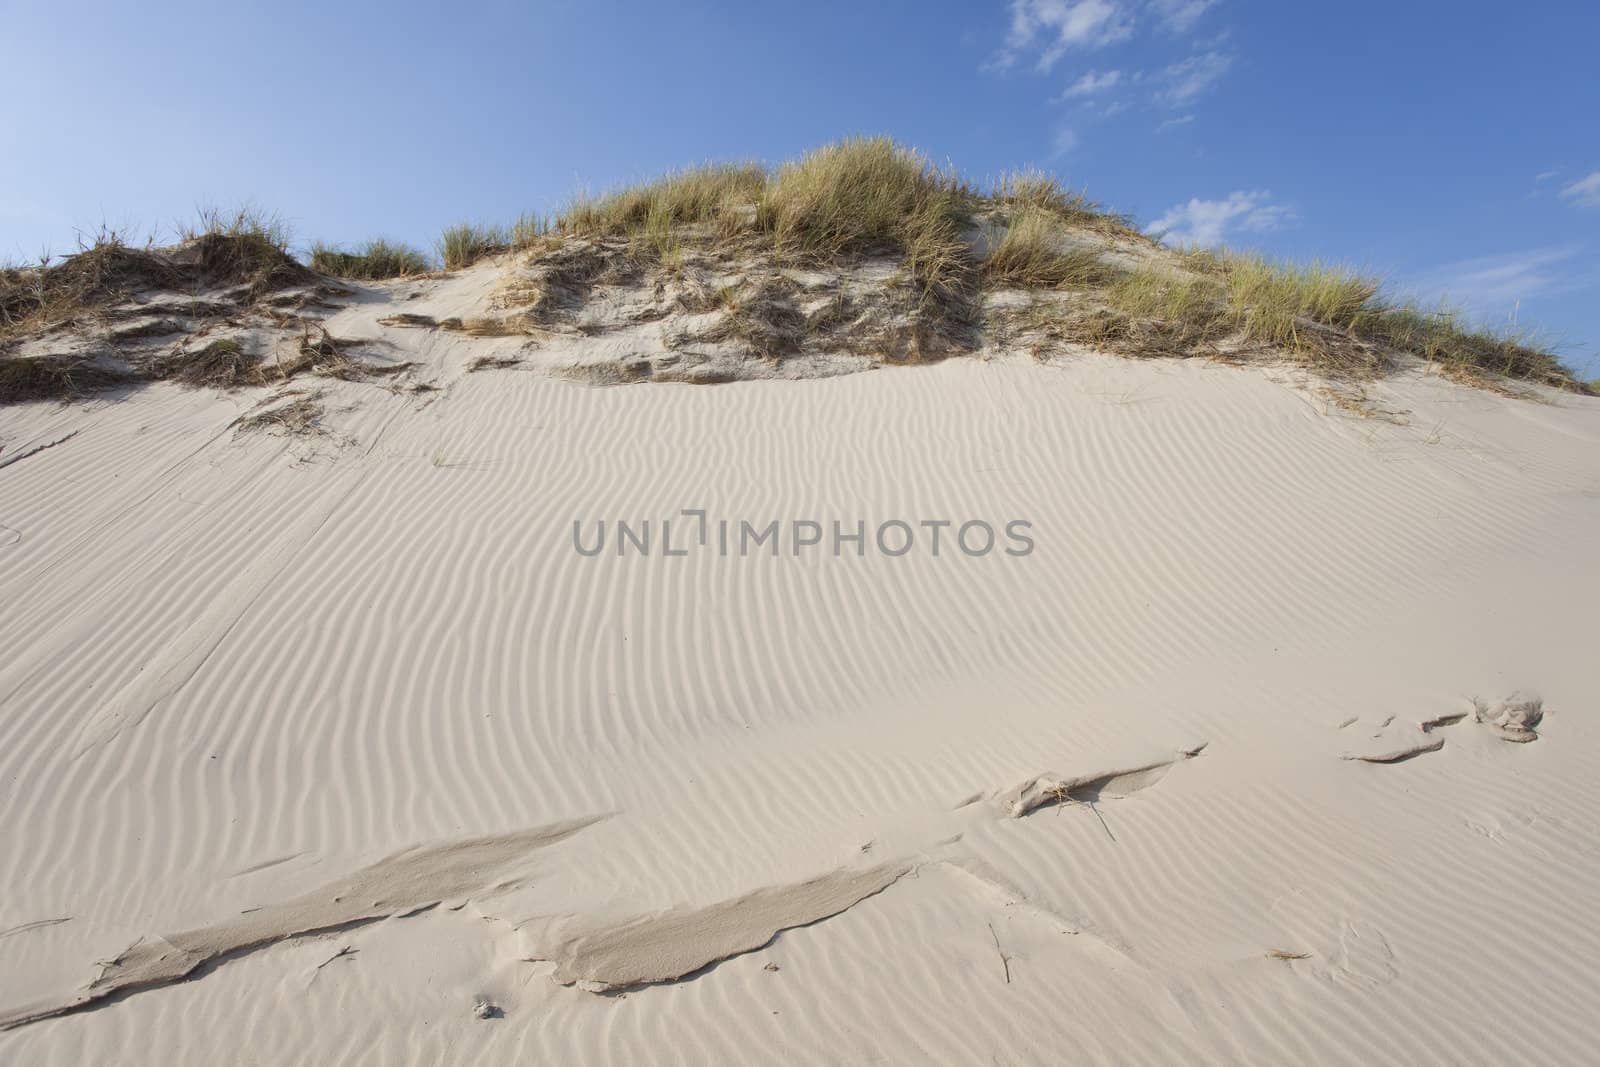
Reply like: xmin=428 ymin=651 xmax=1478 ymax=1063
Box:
xmin=2 ymin=254 xmax=1599 ymax=1063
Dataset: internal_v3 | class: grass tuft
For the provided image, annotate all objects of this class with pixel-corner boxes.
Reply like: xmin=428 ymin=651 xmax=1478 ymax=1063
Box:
xmin=759 ymin=137 xmax=972 ymax=301
xmin=1359 ymin=302 xmax=1582 ymax=391
xmin=177 ymin=205 xmax=292 ymax=251
xmin=990 ymin=169 xmax=1133 ymax=235
xmin=561 ymin=162 xmax=766 ymax=241
xmin=311 ymin=239 xmax=431 ymax=279
xmin=1223 ymin=255 xmax=1379 ymax=349
xmin=0 ymin=352 xmax=134 ymax=403
xmin=983 ymin=206 xmax=1115 ymax=289
xmin=438 ymin=223 xmax=509 ymax=270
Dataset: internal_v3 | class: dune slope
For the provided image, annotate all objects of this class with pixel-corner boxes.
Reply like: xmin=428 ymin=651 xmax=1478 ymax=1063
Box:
xmin=1 ymin=263 xmax=1598 ymax=1064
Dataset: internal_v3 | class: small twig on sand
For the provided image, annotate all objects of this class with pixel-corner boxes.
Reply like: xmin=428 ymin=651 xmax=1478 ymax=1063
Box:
xmin=309 ymin=944 xmax=357 ymax=984
xmin=1085 ymin=799 xmax=1116 ymax=842
xmin=987 ymin=923 xmax=1012 ymax=985
xmin=1049 ymin=783 xmax=1117 ymax=842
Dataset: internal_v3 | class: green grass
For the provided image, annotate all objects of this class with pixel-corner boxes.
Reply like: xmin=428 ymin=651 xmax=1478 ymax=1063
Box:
xmin=1076 ymin=265 xmax=1230 ymax=355
xmin=759 ymin=137 xmax=972 ymax=300
xmin=438 ymin=223 xmax=509 ymax=269
xmin=510 ymin=213 xmax=553 ymax=249
xmin=990 ymin=169 xmax=1135 ymax=235
xmin=13 ymin=139 xmax=1582 ymax=400
xmin=311 ymin=239 xmax=431 ymax=279
xmin=982 ymin=205 xmax=1115 ymax=289
xmin=1358 ymin=302 xmax=1579 ymax=390
xmin=560 ymin=162 xmax=765 ymax=240
xmin=1076 ymin=253 xmax=1588 ymax=389
xmin=1221 ymin=255 xmax=1379 ymax=349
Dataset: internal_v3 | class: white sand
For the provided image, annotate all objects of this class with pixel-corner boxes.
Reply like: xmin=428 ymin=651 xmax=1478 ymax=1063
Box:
xmin=3 ymin=272 xmax=1599 ymax=1062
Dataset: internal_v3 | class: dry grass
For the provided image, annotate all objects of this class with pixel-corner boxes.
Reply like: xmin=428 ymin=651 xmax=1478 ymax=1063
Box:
xmin=2 ymin=211 xmax=317 ymax=404
xmin=311 ymin=239 xmax=431 ymax=279
xmin=466 ymin=355 xmax=523 ymax=372
xmin=1072 ymin=254 xmax=1589 ymax=390
xmin=145 ymin=337 xmax=263 ymax=388
xmin=1358 ymin=303 xmax=1578 ymax=390
xmin=233 ymin=390 xmax=325 ymax=435
xmin=438 ymin=223 xmax=509 ymax=269
xmin=2 ymin=228 xmax=176 ymax=343
xmin=991 ymin=170 xmax=1137 ymax=236
xmin=685 ymin=275 xmax=807 ymax=359
xmin=760 ymin=137 xmax=972 ymax=303
xmin=982 ymin=206 xmax=1116 ymax=289
xmin=1223 ymin=255 xmax=1379 ymax=349
xmin=9 ymin=142 xmax=1589 ymax=401
xmin=511 ymin=213 xmax=554 ymax=249
xmin=176 ymin=205 xmax=291 ymax=250
xmin=1088 ymin=266 xmax=1230 ymax=355
xmin=561 ymin=162 xmax=766 ymax=241
xmin=0 ymin=352 xmax=134 ymax=403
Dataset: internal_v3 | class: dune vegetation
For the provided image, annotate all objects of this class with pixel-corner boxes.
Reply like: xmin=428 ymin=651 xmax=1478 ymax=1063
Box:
xmin=310 ymin=238 xmax=430 ymax=280
xmin=2 ymin=138 xmax=1590 ymax=403
xmin=436 ymin=136 xmax=1584 ymax=393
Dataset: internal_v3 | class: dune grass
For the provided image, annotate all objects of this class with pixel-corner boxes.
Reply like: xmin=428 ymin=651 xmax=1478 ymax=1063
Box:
xmin=438 ymin=223 xmax=510 ymax=270
xmin=311 ymin=239 xmax=431 ymax=279
xmin=8 ymin=139 xmax=1586 ymax=399
xmin=1222 ymin=256 xmax=1379 ymax=347
xmin=561 ymin=162 xmax=766 ymax=240
xmin=991 ymin=169 xmax=1136 ymax=236
xmin=511 ymin=213 xmax=553 ymax=249
xmin=982 ymin=205 xmax=1117 ymax=289
xmin=2 ymin=210 xmax=308 ymax=348
xmin=760 ymin=137 xmax=973 ymax=301
xmin=1358 ymin=302 xmax=1576 ymax=390
xmin=176 ymin=205 xmax=292 ymax=252
xmin=1073 ymin=253 xmax=1587 ymax=389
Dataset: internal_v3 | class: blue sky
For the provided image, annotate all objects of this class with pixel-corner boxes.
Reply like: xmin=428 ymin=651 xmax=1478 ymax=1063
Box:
xmin=4 ymin=0 xmax=1598 ymax=375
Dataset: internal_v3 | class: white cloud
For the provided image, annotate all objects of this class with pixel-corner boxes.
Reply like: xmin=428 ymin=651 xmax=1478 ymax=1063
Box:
xmin=1559 ymin=171 xmax=1600 ymax=207
xmin=1056 ymin=69 xmax=1123 ymax=98
xmin=1408 ymin=247 xmax=1587 ymax=310
xmin=1157 ymin=50 xmax=1232 ymax=103
xmin=1156 ymin=113 xmax=1194 ymax=132
xmin=1051 ymin=127 xmax=1081 ymax=157
xmin=1000 ymin=0 xmax=1134 ymax=71
xmin=1534 ymin=169 xmax=1560 ymax=183
xmin=1147 ymin=190 xmax=1292 ymax=246
xmin=1148 ymin=0 xmax=1218 ymax=33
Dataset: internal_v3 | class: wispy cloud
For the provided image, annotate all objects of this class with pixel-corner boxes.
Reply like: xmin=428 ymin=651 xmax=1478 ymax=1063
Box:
xmin=1055 ymin=69 xmax=1123 ymax=98
xmin=997 ymin=1 xmax=1134 ymax=71
xmin=1148 ymin=0 xmax=1219 ymax=33
xmin=1147 ymin=190 xmax=1292 ymax=246
xmin=989 ymin=0 xmax=1231 ymax=154
xmin=1559 ymin=171 xmax=1600 ymax=207
xmin=994 ymin=0 xmax=1219 ymax=71
xmin=1407 ymin=247 xmax=1589 ymax=310
xmin=1156 ymin=113 xmax=1194 ymax=132
xmin=1051 ymin=127 xmax=1081 ymax=157
xmin=1156 ymin=49 xmax=1232 ymax=104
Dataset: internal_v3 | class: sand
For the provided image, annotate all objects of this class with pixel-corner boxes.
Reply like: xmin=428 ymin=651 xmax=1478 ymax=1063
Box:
xmin=2 ymin=264 xmax=1599 ymax=1063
